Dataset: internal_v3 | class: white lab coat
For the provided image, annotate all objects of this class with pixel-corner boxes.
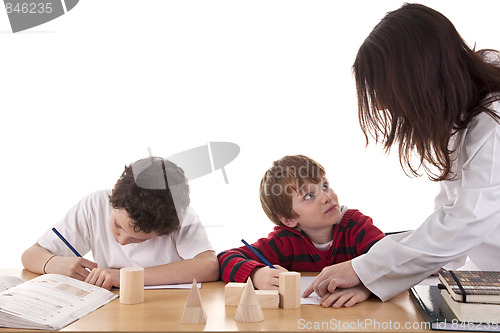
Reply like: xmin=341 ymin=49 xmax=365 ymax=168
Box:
xmin=352 ymin=100 xmax=500 ymax=301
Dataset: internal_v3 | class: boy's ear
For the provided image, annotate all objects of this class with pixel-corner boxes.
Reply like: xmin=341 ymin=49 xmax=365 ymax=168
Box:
xmin=279 ymin=215 xmax=298 ymax=228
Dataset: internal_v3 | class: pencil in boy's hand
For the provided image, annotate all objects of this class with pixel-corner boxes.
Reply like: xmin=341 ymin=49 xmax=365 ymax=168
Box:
xmin=52 ymin=227 xmax=82 ymax=257
xmin=241 ymin=239 xmax=276 ymax=269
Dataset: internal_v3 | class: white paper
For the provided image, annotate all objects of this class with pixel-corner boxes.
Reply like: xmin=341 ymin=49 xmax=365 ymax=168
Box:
xmin=144 ymin=282 xmax=201 ymax=289
xmin=300 ymin=276 xmax=322 ymax=305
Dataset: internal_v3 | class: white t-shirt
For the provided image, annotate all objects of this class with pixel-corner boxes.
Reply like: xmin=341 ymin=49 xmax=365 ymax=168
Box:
xmin=38 ymin=190 xmax=214 ymax=269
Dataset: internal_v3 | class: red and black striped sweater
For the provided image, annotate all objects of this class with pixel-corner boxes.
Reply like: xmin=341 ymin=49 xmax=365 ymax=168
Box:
xmin=218 ymin=209 xmax=385 ymax=282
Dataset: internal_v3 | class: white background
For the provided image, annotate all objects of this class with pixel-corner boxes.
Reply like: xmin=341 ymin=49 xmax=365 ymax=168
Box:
xmin=1 ymin=1 xmax=498 ymax=268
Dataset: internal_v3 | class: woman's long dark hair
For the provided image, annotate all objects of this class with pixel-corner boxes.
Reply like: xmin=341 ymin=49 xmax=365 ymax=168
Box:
xmin=353 ymin=3 xmax=500 ymax=181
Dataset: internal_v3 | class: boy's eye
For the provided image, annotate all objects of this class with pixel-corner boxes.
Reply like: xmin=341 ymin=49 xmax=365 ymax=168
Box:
xmin=115 ymin=222 xmax=122 ymax=229
xmin=323 ymin=182 xmax=329 ymax=190
xmin=304 ymin=192 xmax=314 ymax=200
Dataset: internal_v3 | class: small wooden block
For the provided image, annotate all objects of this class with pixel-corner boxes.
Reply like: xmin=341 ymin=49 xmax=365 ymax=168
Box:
xmin=181 ymin=280 xmax=207 ymax=324
xmin=255 ymin=290 xmax=279 ymax=309
xmin=234 ymin=278 xmax=264 ymax=322
xmin=226 ymin=283 xmax=279 ymax=309
xmin=120 ymin=267 xmax=144 ymax=305
xmin=225 ymin=282 xmax=245 ymax=306
xmin=278 ymin=271 xmax=301 ymax=309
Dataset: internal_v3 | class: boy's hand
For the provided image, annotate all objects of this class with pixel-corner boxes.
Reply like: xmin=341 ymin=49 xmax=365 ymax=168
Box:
xmin=85 ymin=268 xmax=120 ymax=290
xmin=320 ymin=284 xmax=371 ymax=308
xmin=46 ymin=256 xmax=98 ymax=281
xmin=251 ymin=265 xmax=288 ymax=290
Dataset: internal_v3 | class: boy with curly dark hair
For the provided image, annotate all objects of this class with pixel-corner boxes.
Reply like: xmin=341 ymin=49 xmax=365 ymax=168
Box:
xmin=22 ymin=157 xmax=219 ymax=289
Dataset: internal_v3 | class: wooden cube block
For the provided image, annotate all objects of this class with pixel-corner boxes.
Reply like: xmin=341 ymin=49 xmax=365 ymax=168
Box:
xmin=255 ymin=290 xmax=279 ymax=309
xmin=225 ymin=282 xmax=246 ymax=306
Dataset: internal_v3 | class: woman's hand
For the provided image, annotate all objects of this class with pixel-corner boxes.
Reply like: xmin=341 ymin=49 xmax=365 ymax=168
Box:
xmin=302 ymin=261 xmax=361 ymax=298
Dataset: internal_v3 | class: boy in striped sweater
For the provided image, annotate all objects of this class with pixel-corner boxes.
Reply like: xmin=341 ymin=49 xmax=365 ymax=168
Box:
xmin=217 ymin=155 xmax=385 ymax=307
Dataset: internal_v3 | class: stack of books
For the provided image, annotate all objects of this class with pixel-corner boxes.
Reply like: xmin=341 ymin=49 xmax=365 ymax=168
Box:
xmin=411 ymin=270 xmax=500 ymax=332
xmin=439 ymin=271 xmax=500 ymax=324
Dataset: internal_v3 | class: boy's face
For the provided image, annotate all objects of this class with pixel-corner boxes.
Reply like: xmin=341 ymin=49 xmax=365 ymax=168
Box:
xmin=109 ymin=208 xmax=158 ymax=246
xmin=280 ymin=177 xmax=341 ymax=237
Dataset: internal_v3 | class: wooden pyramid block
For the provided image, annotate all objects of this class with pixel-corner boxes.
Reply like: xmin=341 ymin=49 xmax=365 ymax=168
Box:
xmin=181 ymin=279 xmax=207 ymax=324
xmin=234 ymin=278 xmax=264 ymax=322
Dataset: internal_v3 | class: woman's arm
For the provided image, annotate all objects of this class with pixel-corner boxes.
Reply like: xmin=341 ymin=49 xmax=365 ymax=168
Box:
xmin=306 ymin=113 xmax=500 ymax=301
xmin=355 ymin=115 xmax=500 ymax=301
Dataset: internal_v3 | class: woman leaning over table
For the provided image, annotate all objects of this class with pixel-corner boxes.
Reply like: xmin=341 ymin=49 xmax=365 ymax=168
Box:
xmin=303 ymin=3 xmax=500 ymax=307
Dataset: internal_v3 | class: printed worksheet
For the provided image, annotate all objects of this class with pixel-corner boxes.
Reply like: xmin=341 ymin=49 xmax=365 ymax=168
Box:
xmin=0 ymin=276 xmax=24 ymax=292
xmin=0 ymin=274 xmax=117 ymax=330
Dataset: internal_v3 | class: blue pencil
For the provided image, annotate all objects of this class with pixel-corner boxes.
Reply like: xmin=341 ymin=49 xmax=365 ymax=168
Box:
xmin=52 ymin=227 xmax=82 ymax=257
xmin=241 ymin=239 xmax=276 ymax=269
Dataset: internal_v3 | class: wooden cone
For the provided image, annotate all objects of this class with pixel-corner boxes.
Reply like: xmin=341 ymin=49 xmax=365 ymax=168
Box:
xmin=181 ymin=280 xmax=207 ymax=324
xmin=234 ymin=278 xmax=264 ymax=322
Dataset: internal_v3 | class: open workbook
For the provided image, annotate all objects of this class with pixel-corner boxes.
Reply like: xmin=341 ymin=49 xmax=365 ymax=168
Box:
xmin=0 ymin=274 xmax=118 ymax=330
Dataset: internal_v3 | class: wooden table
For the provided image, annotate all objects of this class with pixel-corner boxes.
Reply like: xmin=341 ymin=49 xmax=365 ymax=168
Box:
xmin=0 ymin=270 xmax=431 ymax=332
